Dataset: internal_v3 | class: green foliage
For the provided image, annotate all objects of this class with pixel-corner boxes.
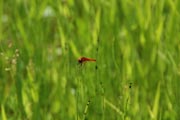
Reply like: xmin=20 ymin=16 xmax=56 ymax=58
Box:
xmin=0 ymin=0 xmax=180 ymax=120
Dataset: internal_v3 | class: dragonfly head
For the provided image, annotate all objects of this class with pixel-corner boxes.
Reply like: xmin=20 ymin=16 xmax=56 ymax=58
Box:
xmin=78 ymin=58 xmax=82 ymax=63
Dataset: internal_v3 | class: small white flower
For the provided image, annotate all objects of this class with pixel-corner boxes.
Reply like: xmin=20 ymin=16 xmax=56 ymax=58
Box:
xmin=43 ymin=6 xmax=55 ymax=17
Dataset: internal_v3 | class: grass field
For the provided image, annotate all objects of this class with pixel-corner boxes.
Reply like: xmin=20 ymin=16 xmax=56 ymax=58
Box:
xmin=0 ymin=0 xmax=180 ymax=120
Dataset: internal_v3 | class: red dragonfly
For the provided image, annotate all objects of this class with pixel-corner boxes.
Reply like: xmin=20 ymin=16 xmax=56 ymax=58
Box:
xmin=78 ymin=57 xmax=96 ymax=65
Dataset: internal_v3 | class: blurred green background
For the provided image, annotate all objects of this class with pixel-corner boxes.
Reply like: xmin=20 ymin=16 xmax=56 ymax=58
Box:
xmin=0 ymin=0 xmax=180 ymax=120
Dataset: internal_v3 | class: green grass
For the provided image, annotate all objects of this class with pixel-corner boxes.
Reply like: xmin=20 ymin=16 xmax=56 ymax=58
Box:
xmin=0 ymin=0 xmax=180 ymax=120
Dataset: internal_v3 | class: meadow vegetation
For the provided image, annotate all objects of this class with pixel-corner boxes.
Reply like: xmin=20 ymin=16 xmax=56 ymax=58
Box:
xmin=0 ymin=0 xmax=180 ymax=120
